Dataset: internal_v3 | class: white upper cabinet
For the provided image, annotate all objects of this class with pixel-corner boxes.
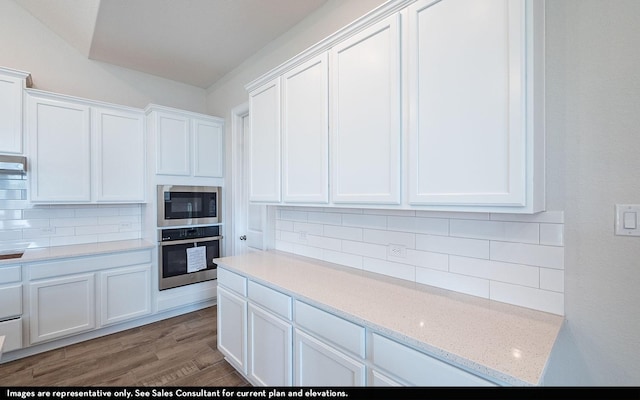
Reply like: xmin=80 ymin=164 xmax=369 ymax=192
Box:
xmin=148 ymin=105 xmax=225 ymax=180
xmin=27 ymin=92 xmax=92 ymax=202
xmin=0 ymin=67 xmax=30 ymax=154
xmin=248 ymin=78 xmax=281 ymax=202
xmin=92 ymin=107 xmax=146 ymax=202
xmin=26 ymin=90 xmax=146 ymax=203
xmin=282 ymin=53 xmax=329 ymax=204
xmin=406 ymin=0 xmax=545 ymax=212
xmin=330 ymin=14 xmax=402 ymax=204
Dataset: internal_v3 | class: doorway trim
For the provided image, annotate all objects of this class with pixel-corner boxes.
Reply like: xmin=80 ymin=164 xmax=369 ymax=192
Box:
xmin=230 ymin=101 xmax=249 ymax=256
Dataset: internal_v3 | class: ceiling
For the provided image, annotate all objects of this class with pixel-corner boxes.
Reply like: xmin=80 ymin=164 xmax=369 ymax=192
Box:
xmin=13 ymin=0 xmax=329 ymax=89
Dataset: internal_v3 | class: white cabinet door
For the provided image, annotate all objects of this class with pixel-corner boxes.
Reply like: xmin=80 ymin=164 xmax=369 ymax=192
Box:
xmin=0 ymin=284 xmax=21 ymax=320
xmin=217 ymin=285 xmax=248 ymax=374
xmin=27 ymin=94 xmax=91 ymax=202
xmin=282 ymin=53 xmax=329 ymax=204
xmin=248 ymin=78 xmax=281 ymax=203
xmin=100 ymin=265 xmax=151 ymax=326
xmin=0 ymin=69 xmax=28 ymax=154
xmin=155 ymin=111 xmax=191 ymax=176
xmin=0 ymin=317 xmax=23 ymax=353
xmin=407 ymin=0 xmax=543 ymax=210
xmin=294 ymin=329 xmax=365 ymax=386
xmin=29 ymin=273 xmax=96 ymax=344
xmin=248 ymin=303 xmax=292 ymax=386
xmin=92 ymin=107 xmax=146 ymax=202
xmin=193 ymin=117 xmax=224 ymax=178
xmin=330 ymin=14 xmax=401 ymax=204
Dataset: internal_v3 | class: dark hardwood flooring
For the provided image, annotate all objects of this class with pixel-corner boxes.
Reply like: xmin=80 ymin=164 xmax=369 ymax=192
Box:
xmin=0 ymin=306 xmax=250 ymax=387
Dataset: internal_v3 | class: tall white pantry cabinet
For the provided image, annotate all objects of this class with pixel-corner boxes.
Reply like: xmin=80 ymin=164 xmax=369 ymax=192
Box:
xmin=246 ymin=0 xmax=545 ymax=214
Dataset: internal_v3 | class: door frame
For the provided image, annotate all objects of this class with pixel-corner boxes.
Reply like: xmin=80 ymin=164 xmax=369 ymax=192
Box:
xmin=231 ymin=102 xmax=249 ymax=256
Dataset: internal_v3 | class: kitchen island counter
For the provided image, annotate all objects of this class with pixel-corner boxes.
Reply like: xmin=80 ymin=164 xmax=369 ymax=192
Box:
xmin=216 ymin=250 xmax=564 ymax=386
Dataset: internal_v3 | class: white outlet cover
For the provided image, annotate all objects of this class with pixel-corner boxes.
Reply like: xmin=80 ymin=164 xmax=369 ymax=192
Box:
xmin=615 ymin=204 xmax=640 ymax=237
xmin=388 ymin=244 xmax=407 ymax=258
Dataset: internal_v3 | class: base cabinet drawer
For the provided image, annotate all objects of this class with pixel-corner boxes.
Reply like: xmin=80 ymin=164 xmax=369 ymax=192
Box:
xmin=0 ymin=284 xmax=22 ymax=320
xmin=0 ymin=317 xmax=23 ymax=353
xmin=371 ymin=333 xmax=496 ymax=386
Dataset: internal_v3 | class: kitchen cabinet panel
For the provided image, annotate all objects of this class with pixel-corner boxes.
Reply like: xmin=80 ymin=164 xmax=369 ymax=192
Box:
xmin=193 ymin=117 xmax=224 ymax=178
xmin=0 ymin=67 xmax=30 ymax=154
xmin=0 ymin=284 xmax=21 ymax=320
xmin=407 ymin=0 xmax=544 ymax=211
xmin=155 ymin=111 xmax=191 ymax=176
xmin=92 ymin=107 xmax=146 ymax=202
xmin=29 ymin=273 xmax=96 ymax=344
xmin=282 ymin=53 xmax=329 ymax=204
xmin=100 ymin=264 xmax=151 ymax=326
xmin=217 ymin=285 xmax=248 ymax=374
xmin=27 ymin=93 xmax=91 ymax=202
xmin=26 ymin=90 xmax=147 ymax=204
xmin=294 ymin=328 xmax=365 ymax=386
xmin=248 ymin=78 xmax=281 ymax=203
xmin=0 ymin=317 xmax=23 ymax=353
xmin=248 ymin=303 xmax=292 ymax=386
xmin=330 ymin=14 xmax=401 ymax=204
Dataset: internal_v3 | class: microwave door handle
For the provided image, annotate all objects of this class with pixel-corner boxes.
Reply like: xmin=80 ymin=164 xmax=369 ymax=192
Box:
xmin=159 ymin=236 xmax=223 ymax=246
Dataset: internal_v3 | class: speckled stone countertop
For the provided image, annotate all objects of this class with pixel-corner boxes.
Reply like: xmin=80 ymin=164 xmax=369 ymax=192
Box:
xmin=216 ymin=250 xmax=564 ymax=386
xmin=0 ymin=239 xmax=155 ymax=267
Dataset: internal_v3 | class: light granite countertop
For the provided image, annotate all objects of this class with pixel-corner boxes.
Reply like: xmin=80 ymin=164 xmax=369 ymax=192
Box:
xmin=0 ymin=239 xmax=155 ymax=267
xmin=215 ymin=250 xmax=565 ymax=386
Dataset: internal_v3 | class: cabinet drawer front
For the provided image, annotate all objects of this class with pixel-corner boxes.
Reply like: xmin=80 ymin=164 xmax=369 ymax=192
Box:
xmin=218 ymin=268 xmax=247 ymax=296
xmin=294 ymin=300 xmax=364 ymax=358
xmin=371 ymin=333 xmax=495 ymax=386
xmin=29 ymin=250 xmax=151 ymax=280
xmin=0 ymin=265 xmax=21 ymax=284
xmin=248 ymin=281 xmax=291 ymax=320
xmin=0 ymin=317 xmax=23 ymax=353
xmin=0 ymin=284 xmax=22 ymax=320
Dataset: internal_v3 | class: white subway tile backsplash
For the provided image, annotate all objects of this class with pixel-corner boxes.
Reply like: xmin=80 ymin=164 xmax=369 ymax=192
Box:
xmin=342 ymin=240 xmax=387 ymax=260
xmin=415 ymin=267 xmax=490 ymax=298
xmin=22 ymin=207 xmax=75 ymax=219
xmin=540 ymin=224 xmax=564 ymax=246
xmin=449 ymin=256 xmax=539 ymax=288
xmin=307 ymin=211 xmax=341 ymax=225
xmin=540 ymin=268 xmax=564 ymax=292
xmin=98 ymin=231 xmax=141 ymax=243
xmin=402 ymin=249 xmax=449 ymax=271
xmin=491 ymin=241 xmax=564 ymax=269
xmin=22 ymin=227 xmax=74 ymax=239
xmin=416 ymin=234 xmax=490 ymax=259
xmin=0 ymin=210 xmax=22 ymax=220
xmin=274 ymin=206 xmax=565 ymax=315
xmin=0 ymin=219 xmax=50 ymax=229
xmin=388 ymin=216 xmax=449 ymax=236
xmin=75 ymin=224 xmax=120 ymax=235
xmin=323 ymin=225 xmax=362 ymax=241
xmin=51 ymin=217 xmax=98 ymax=227
xmin=323 ymin=249 xmax=363 ymax=270
xmin=450 ymin=220 xmax=539 ymax=244
xmin=490 ymin=281 xmax=564 ymax=315
xmin=0 ymin=190 xmax=24 ymax=200
xmin=363 ymin=229 xmax=415 ymax=248
xmin=0 ymin=230 xmax=22 ymax=241
xmin=363 ymin=257 xmax=415 ymax=281
xmin=75 ymin=207 xmax=121 ymax=217
xmin=50 ymin=234 xmax=98 ymax=247
xmin=342 ymin=213 xmax=387 ymax=229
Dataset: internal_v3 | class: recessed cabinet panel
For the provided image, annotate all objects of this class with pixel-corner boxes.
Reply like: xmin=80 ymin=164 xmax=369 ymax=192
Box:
xmin=100 ymin=265 xmax=151 ymax=326
xmin=249 ymin=79 xmax=281 ymax=202
xmin=193 ymin=118 xmax=224 ymax=178
xmin=156 ymin=113 xmax=191 ymax=176
xmin=29 ymin=274 xmax=96 ymax=344
xmin=407 ymin=0 xmax=531 ymax=207
xmin=282 ymin=53 xmax=329 ymax=203
xmin=217 ymin=285 xmax=248 ymax=373
xmin=28 ymin=95 xmax=91 ymax=202
xmin=248 ymin=303 xmax=292 ymax=386
xmin=93 ymin=107 xmax=146 ymax=202
xmin=331 ymin=14 xmax=401 ymax=204
xmin=0 ymin=70 xmax=27 ymax=154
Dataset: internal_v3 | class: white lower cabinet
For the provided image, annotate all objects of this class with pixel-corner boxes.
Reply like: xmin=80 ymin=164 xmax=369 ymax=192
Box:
xmin=27 ymin=249 xmax=152 ymax=346
xmin=29 ymin=273 xmax=96 ymax=344
xmin=370 ymin=332 xmax=496 ymax=386
xmin=217 ymin=285 xmax=248 ymax=374
xmin=100 ymin=265 xmax=151 ymax=326
xmin=294 ymin=329 xmax=365 ymax=386
xmin=0 ymin=318 xmax=23 ymax=353
xmin=248 ymin=304 xmax=292 ymax=386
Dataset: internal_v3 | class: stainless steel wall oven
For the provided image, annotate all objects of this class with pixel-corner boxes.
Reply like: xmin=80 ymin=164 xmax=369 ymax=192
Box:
xmin=158 ymin=225 xmax=221 ymax=290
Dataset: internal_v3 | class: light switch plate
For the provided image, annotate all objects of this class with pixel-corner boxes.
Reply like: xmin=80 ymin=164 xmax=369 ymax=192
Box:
xmin=615 ymin=204 xmax=640 ymax=236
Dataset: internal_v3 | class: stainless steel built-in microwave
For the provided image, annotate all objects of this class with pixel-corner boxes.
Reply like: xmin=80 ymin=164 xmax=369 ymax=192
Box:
xmin=157 ymin=185 xmax=221 ymax=227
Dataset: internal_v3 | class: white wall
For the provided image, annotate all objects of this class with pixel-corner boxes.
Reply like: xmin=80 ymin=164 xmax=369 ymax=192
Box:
xmin=0 ymin=0 xmax=207 ymax=112
xmin=207 ymin=0 xmax=640 ymax=386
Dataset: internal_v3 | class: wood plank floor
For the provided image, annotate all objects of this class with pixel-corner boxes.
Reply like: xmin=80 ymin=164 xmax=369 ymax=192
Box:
xmin=0 ymin=306 xmax=251 ymax=387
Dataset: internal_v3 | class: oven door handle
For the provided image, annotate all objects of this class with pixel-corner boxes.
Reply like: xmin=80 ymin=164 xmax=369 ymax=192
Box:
xmin=159 ymin=236 xmax=223 ymax=246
